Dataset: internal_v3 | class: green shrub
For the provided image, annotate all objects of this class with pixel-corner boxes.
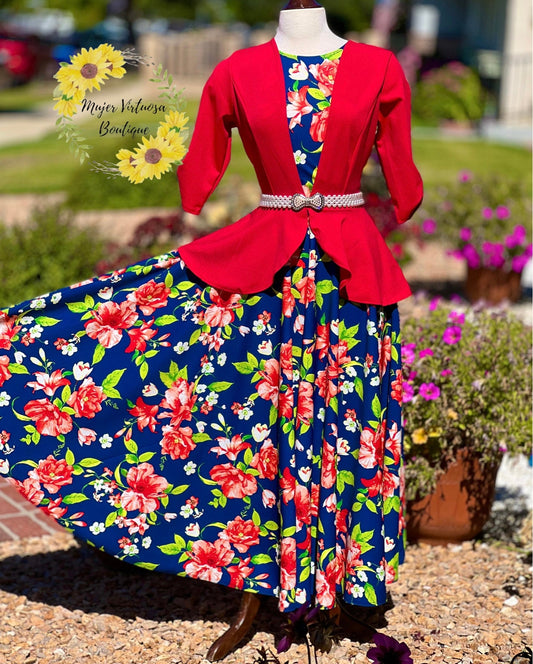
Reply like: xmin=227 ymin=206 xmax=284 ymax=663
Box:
xmin=413 ymin=61 xmax=485 ymax=123
xmin=0 ymin=205 xmax=106 ymax=308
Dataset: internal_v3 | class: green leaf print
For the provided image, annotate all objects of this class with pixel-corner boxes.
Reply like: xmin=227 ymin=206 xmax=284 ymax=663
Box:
xmin=164 ymin=272 xmax=173 ymax=288
xmin=62 ymin=493 xmax=89 ymax=504
xmin=176 ymin=281 xmax=195 ymax=290
xmin=307 ymin=87 xmax=327 ymax=101
xmin=208 ymin=381 xmax=232 ymax=392
xmin=337 ymin=469 xmax=355 ymax=493
xmin=252 ymin=509 xmax=261 ymax=526
xmin=34 ymin=316 xmax=60 ymax=327
xmin=354 ymin=377 xmax=364 ymax=401
xmin=154 ymin=315 xmax=178 ymax=326
xmin=316 ymin=280 xmax=336 ymax=295
xmin=192 ymin=433 xmax=210 ymax=443
xmin=138 ymin=452 xmax=155 ymax=463
xmin=67 ymin=301 xmax=89 ymax=314
xmin=299 ymin=565 xmax=311 ymax=582
xmin=65 ymin=448 xmax=75 ymax=466
xmin=135 ymin=562 xmax=159 ymax=571
xmin=84 ymin=295 xmax=95 ymax=309
xmin=325 ymin=48 xmax=344 ymax=60
xmin=170 ymin=484 xmax=188 ymax=495
xmin=232 ymin=361 xmax=255 ymax=375
xmin=371 ymin=394 xmax=382 ymax=420
xmin=8 ymin=363 xmax=29 ymax=375
xmin=251 ymin=553 xmax=273 ymax=564
xmin=102 ymin=369 xmax=126 ymax=392
xmin=364 ymin=583 xmax=378 ymax=606
xmin=92 ymin=344 xmax=105 ymax=365
xmin=78 ymin=458 xmax=101 ymax=468
xmin=383 ymin=495 xmax=401 ymax=515
xmin=124 ymin=438 xmax=138 ymax=454
xmin=158 ymin=543 xmax=184 ymax=556
xmin=317 ymin=100 xmax=331 ymax=110
xmin=139 ymin=361 xmax=149 ymax=381
xmin=105 ymin=511 xmax=118 ymax=527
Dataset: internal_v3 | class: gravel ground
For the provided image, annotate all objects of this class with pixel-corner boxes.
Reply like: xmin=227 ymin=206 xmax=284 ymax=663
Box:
xmin=0 ymin=532 xmax=530 ymax=664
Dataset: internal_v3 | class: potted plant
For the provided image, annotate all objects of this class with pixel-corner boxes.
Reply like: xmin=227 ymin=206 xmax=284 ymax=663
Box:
xmin=401 ymin=298 xmax=532 ymax=543
xmin=416 ymin=172 xmax=532 ymax=304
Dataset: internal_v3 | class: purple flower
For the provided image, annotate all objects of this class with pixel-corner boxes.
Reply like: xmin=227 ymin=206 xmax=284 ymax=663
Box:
xmin=462 ymin=244 xmax=480 ymax=268
xmin=419 ymin=382 xmax=441 ymax=400
xmin=401 ymin=342 xmax=416 ymax=365
xmin=448 ymin=311 xmax=465 ymax=325
xmin=429 ymin=296 xmax=441 ymax=311
xmin=419 ymin=348 xmax=434 ymax=358
xmin=402 ymin=382 xmax=415 ymax=403
xmin=506 ymin=224 xmax=527 ymax=248
xmin=511 ymin=254 xmax=529 ymax=273
xmin=482 ymin=207 xmax=493 ymax=220
xmin=496 ymin=205 xmax=510 ymax=220
xmin=443 ymin=326 xmax=462 ymax=344
xmin=422 ymin=218 xmax=437 ymax=234
xmin=441 ymin=369 xmax=453 ymax=376
xmin=459 ymin=227 xmax=472 ymax=242
xmin=367 ymin=633 xmax=414 ymax=664
xmin=525 ymin=244 xmax=533 ymax=259
xmin=458 ymin=170 xmax=472 ymax=182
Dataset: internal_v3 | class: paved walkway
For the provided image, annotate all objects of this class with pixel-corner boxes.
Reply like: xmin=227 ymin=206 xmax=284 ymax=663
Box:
xmin=0 ymin=481 xmax=62 ymax=542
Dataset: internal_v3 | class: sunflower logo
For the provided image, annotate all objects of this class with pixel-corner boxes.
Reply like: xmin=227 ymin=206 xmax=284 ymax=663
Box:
xmin=53 ymin=43 xmax=188 ymax=183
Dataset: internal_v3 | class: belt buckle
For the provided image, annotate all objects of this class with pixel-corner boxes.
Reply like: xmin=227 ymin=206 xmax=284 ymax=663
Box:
xmin=290 ymin=192 xmax=325 ymax=212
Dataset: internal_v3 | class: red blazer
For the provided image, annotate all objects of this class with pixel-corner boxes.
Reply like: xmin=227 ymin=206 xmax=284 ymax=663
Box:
xmin=177 ymin=38 xmax=423 ymax=305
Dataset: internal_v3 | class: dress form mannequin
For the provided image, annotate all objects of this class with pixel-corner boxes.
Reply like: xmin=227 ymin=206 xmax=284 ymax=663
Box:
xmin=274 ymin=6 xmax=346 ymax=55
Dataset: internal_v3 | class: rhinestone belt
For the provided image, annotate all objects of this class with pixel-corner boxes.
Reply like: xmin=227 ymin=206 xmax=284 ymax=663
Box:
xmin=259 ymin=192 xmax=365 ymax=212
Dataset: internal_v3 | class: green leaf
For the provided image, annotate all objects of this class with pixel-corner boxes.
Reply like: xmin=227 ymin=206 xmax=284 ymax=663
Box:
xmin=125 ymin=453 xmax=138 ymax=465
xmin=371 ymin=394 xmax=382 ymax=420
xmin=243 ymin=447 xmax=253 ymax=466
xmin=164 ymin=272 xmax=173 ymax=288
xmin=354 ymin=377 xmax=364 ymax=401
xmin=34 ymin=316 xmax=60 ymax=327
xmin=269 ymin=404 xmax=277 ymax=426
xmin=192 ymin=432 xmax=210 ymax=443
xmin=364 ymin=583 xmax=378 ymax=606
xmin=78 ymin=458 xmax=101 ymax=468
xmin=299 ymin=565 xmax=311 ymax=582
xmin=102 ymin=369 xmax=126 ymax=390
xmin=208 ymin=381 xmax=232 ymax=392
xmin=139 ymin=361 xmax=149 ymax=381
xmin=135 ymin=562 xmax=159 ymax=571
xmin=124 ymin=438 xmax=138 ymax=454
xmin=303 ymin=350 xmax=313 ymax=371
xmin=176 ymin=281 xmax=195 ymax=290
xmin=316 ymin=280 xmax=336 ymax=295
xmin=105 ymin=511 xmax=118 ymax=527
xmin=65 ymin=449 xmax=75 ymax=466
xmin=8 ymin=363 xmax=29 ymax=375
xmin=317 ymin=100 xmax=331 ymax=111
xmin=92 ymin=344 xmax=105 ymax=365
xmin=365 ymin=499 xmax=378 ymax=514
xmin=138 ymin=452 xmax=155 ymax=463
xmin=264 ymin=520 xmax=279 ymax=531
xmin=103 ymin=386 xmax=121 ymax=400
xmin=232 ymin=361 xmax=255 ymax=375
xmin=247 ymin=352 xmax=258 ymax=368
xmin=155 ymin=315 xmax=178 ymax=326
xmin=252 ymin=509 xmax=261 ymax=526
xmin=66 ymin=301 xmax=88 ymax=314
xmin=307 ymin=87 xmax=327 ymax=101
xmin=170 ymin=484 xmax=188 ymax=495
xmin=159 ymin=371 xmax=174 ymax=389
xmin=245 ymin=295 xmax=260 ymax=307
xmin=62 ymin=493 xmax=89 ymax=504
xmin=158 ymin=543 xmax=183 ymax=556
xmin=281 ymin=526 xmax=296 ymax=537
xmin=250 ymin=553 xmax=273 ymax=564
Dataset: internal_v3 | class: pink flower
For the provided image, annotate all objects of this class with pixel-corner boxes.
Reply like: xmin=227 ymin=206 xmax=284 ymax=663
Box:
xmin=440 ymin=369 xmax=453 ymax=377
xmin=429 ymin=297 xmax=440 ymax=311
xmin=419 ymin=348 xmax=433 ymax=358
xmin=496 ymin=205 xmax=510 ymax=220
xmin=448 ymin=311 xmax=465 ymax=325
xmin=287 ymin=86 xmax=313 ymax=130
xmin=120 ymin=463 xmax=169 ymax=514
xmin=458 ymin=170 xmax=472 ymax=182
xmin=459 ymin=227 xmax=472 ymax=242
xmin=402 ymin=383 xmax=414 ymax=403
xmin=78 ymin=427 xmax=97 ymax=445
xmin=482 ymin=207 xmax=493 ymax=220
xmin=419 ymin=382 xmax=440 ymax=400
xmin=421 ymin=218 xmax=436 ymax=234
xmin=442 ymin=326 xmax=462 ymax=344
xmin=26 ymin=370 xmax=70 ymax=397
xmin=401 ymin=342 xmax=416 ymax=365
xmin=512 ymin=254 xmax=529 ymax=272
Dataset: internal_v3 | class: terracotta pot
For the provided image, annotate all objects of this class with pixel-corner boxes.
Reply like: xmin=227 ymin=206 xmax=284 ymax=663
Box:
xmin=406 ymin=449 xmax=500 ymax=545
xmin=465 ymin=266 xmax=522 ymax=304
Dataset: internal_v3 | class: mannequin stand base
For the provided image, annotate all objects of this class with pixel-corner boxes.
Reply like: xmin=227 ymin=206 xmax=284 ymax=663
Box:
xmin=206 ymin=591 xmax=261 ymax=662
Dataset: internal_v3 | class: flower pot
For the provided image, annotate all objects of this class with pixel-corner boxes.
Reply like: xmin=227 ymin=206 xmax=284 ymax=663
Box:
xmin=406 ymin=449 xmax=500 ymax=545
xmin=465 ymin=266 xmax=522 ymax=304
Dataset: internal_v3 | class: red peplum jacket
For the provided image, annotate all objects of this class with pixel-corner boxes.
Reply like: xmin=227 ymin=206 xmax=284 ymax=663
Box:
xmin=177 ymin=38 xmax=423 ymax=305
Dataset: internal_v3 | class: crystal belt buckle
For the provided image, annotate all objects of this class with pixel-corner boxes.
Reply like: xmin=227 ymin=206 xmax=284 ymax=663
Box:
xmin=290 ymin=192 xmax=325 ymax=212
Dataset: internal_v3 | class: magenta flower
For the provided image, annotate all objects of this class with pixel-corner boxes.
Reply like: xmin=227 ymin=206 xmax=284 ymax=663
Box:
xmin=511 ymin=254 xmax=529 ymax=273
xmin=367 ymin=633 xmax=414 ymax=664
xmin=458 ymin=170 xmax=472 ymax=182
xmin=525 ymin=244 xmax=533 ymax=259
xmin=419 ymin=348 xmax=434 ymax=358
xmin=443 ymin=326 xmax=462 ymax=344
xmin=462 ymin=244 xmax=480 ymax=268
xmin=482 ymin=207 xmax=493 ymax=220
xmin=448 ymin=311 xmax=465 ymax=325
xmin=429 ymin=296 xmax=441 ymax=311
xmin=496 ymin=205 xmax=510 ymax=220
xmin=506 ymin=224 xmax=527 ymax=248
xmin=401 ymin=342 xmax=416 ymax=365
xmin=402 ymin=383 xmax=415 ymax=403
xmin=419 ymin=382 xmax=440 ymax=400
xmin=440 ymin=369 xmax=453 ymax=377
xmin=422 ymin=218 xmax=437 ymax=234
xmin=459 ymin=227 xmax=472 ymax=242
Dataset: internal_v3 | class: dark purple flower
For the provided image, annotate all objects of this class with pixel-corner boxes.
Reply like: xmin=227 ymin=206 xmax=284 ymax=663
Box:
xmin=421 ymin=218 xmax=436 ymax=234
xmin=458 ymin=170 xmax=472 ymax=182
xmin=496 ymin=205 xmax=510 ymax=220
xmin=367 ymin=632 xmax=414 ymax=664
xmin=459 ymin=227 xmax=472 ymax=242
xmin=443 ymin=326 xmax=462 ymax=344
xmin=482 ymin=207 xmax=493 ymax=220
xmin=419 ymin=382 xmax=440 ymax=400
xmin=419 ymin=348 xmax=433 ymax=358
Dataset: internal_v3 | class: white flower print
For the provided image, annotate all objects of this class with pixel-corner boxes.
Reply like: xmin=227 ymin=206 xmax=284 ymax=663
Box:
xmin=295 ymin=588 xmax=307 ymax=604
xmin=350 ymin=584 xmax=364 ymax=598
xmin=142 ymin=537 xmax=152 ymax=549
xmin=258 ymin=340 xmax=273 ymax=355
xmin=98 ymin=287 xmax=113 ymax=300
xmin=73 ymin=361 xmax=92 ymax=381
xmin=30 ymin=298 xmax=46 ymax=310
xmin=252 ymin=320 xmax=266 ymax=335
xmin=238 ymin=406 xmax=253 ymax=421
xmin=29 ymin=325 xmax=43 ymax=339
xmin=206 ymin=392 xmax=219 ymax=406
xmin=294 ymin=149 xmax=307 ymax=165
xmin=367 ymin=320 xmax=377 ymax=335
xmin=340 ymin=381 xmax=354 ymax=394
xmin=289 ymin=60 xmax=309 ymax=80
xmin=180 ymin=505 xmax=194 ymax=518
xmin=123 ymin=543 xmax=139 ymax=556
xmin=99 ymin=434 xmax=113 ymax=449
xmin=201 ymin=362 xmax=214 ymax=375
xmin=20 ymin=316 xmax=34 ymax=325
xmin=370 ymin=376 xmax=380 ymax=387
xmin=185 ymin=523 xmax=200 ymax=537
xmin=217 ymin=353 xmax=227 ymax=366
xmin=0 ymin=392 xmax=11 ymax=407
xmin=184 ymin=461 xmax=197 ymax=475
xmin=345 ymin=365 xmax=357 ymax=378
xmin=61 ymin=343 xmax=78 ymax=356
xmin=89 ymin=522 xmax=106 ymax=535
xmin=174 ymin=341 xmax=189 ymax=354
xmin=0 ymin=459 xmax=9 ymax=474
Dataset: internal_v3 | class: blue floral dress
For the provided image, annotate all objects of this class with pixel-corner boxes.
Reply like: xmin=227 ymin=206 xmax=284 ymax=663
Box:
xmin=0 ymin=48 xmax=405 ymax=613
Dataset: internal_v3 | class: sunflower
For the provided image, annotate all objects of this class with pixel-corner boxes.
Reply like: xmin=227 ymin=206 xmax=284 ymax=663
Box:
xmin=160 ymin=110 xmax=189 ymax=132
xmin=55 ymin=47 xmax=109 ymax=93
xmin=133 ymin=135 xmax=185 ymax=181
xmin=53 ymin=88 xmax=84 ymax=117
xmin=116 ymin=148 xmax=143 ymax=183
xmin=97 ymin=42 xmax=127 ymax=79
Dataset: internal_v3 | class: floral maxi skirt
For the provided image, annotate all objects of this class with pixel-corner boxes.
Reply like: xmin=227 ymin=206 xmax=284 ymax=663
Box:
xmin=0 ymin=229 xmax=405 ymax=612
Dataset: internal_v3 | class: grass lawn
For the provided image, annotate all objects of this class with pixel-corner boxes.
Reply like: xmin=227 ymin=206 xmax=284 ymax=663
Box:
xmin=0 ymin=80 xmax=56 ymax=112
xmin=0 ymin=120 xmax=530 ymax=204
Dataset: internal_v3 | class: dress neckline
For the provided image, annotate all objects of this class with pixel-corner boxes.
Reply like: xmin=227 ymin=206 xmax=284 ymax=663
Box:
xmin=278 ymin=42 xmax=347 ymax=59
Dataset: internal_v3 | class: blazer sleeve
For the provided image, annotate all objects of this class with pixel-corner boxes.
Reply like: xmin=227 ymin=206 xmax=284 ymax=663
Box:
xmin=375 ymin=53 xmax=423 ymax=224
xmin=177 ymin=57 xmax=236 ymax=215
